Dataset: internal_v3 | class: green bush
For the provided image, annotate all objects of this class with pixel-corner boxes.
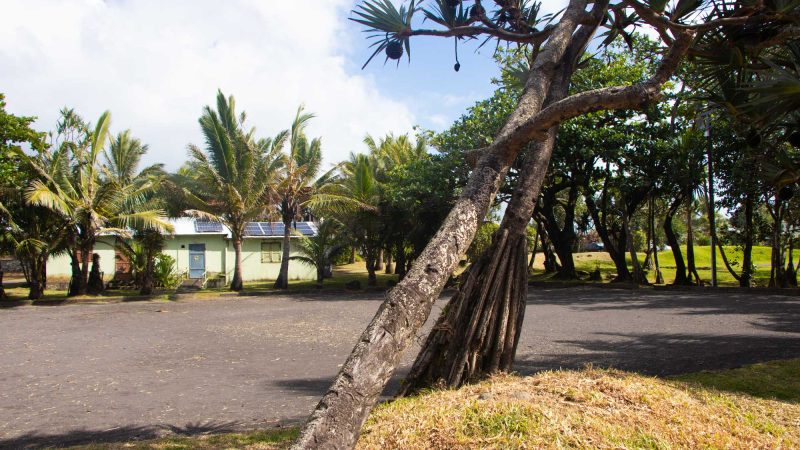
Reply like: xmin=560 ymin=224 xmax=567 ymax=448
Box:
xmin=154 ymin=254 xmax=182 ymax=289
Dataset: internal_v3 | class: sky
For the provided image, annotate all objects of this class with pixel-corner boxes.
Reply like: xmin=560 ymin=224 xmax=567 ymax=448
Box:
xmin=1 ymin=0 xmax=567 ymax=171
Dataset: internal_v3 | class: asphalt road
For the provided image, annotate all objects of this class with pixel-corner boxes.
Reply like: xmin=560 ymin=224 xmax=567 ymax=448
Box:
xmin=1 ymin=287 xmax=798 ymax=448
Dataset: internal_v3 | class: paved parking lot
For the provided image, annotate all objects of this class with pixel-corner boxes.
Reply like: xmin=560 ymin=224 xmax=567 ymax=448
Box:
xmin=1 ymin=287 xmax=798 ymax=448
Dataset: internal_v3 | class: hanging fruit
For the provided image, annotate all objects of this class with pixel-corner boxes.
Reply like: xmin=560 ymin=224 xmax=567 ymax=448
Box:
xmin=385 ymin=40 xmax=403 ymax=60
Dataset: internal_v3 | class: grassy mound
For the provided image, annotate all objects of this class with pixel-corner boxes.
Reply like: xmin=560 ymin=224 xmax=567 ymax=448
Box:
xmin=64 ymin=360 xmax=799 ymax=449
xmin=359 ymin=361 xmax=800 ymax=449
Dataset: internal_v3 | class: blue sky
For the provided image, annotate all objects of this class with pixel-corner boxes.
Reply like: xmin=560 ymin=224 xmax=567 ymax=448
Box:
xmin=0 ymin=0 xmax=565 ymax=170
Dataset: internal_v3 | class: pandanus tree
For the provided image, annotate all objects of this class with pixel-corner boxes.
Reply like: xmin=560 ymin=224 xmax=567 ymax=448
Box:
xmin=16 ymin=109 xmax=171 ymax=296
xmin=273 ymin=106 xmax=323 ymax=289
xmin=293 ymin=1 xmax=799 ymax=448
xmin=183 ymin=90 xmax=284 ymax=291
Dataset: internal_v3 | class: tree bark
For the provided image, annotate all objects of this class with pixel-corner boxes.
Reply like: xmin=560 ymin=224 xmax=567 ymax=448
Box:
xmin=231 ymin=237 xmax=244 ymax=291
xmin=374 ymin=249 xmax=383 ymax=272
xmin=664 ymin=195 xmax=689 ymax=285
xmin=384 ymin=251 xmax=393 ymax=274
xmin=87 ymin=253 xmax=104 ymax=295
xmin=395 ymin=242 xmax=407 ymax=280
xmin=741 ymin=195 xmax=754 ymax=287
xmin=528 ymin=222 xmax=540 ymax=272
xmin=67 ymin=250 xmax=82 ymax=297
xmin=28 ymin=253 xmax=48 ymax=300
xmin=292 ymin=6 xmax=691 ymax=446
xmin=274 ymin=220 xmax=292 ymax=289
xmin=140 ymin=252 xmax=156 ymax=295
xmin=401 ymin=130 xmax=558 ymax=395
xmin=623 ymin=209 xmax=647 ymax=284
xmin=650 ymin=196 xmax=664 ymax=284
xmin=686 ymin=197 xmax=702 ymax=285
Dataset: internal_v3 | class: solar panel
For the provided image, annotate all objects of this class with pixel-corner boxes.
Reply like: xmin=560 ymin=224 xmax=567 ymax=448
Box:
xmin=195 ymin=220 xmax=223 ymax=233
xmin=242 ymin=222 xmax=318 ymax=237
xmin=244 ymin=223 xmax=264 ymax=236
xmin=261 ymin=222 xmax=283 ymax=236
xmin=294 ymin=223 xmax=315 ymax=236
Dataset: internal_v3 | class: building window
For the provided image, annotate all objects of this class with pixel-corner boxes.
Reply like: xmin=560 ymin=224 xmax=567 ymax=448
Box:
xmin=261 ymin=242 xmax=282 ymax=263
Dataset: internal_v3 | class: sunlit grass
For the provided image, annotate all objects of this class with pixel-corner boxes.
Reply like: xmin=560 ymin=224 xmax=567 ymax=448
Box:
xmin=359 ymin=360 xmax=800 ymax=449
xmin=533 ymin=245 xmax=775 ymax=286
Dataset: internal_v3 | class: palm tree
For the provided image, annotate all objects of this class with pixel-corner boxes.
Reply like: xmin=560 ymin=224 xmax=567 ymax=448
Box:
xmin=316 ymin=153 xmax=383 ymax=285
xmin=16 ymin=109 xmax=171 ymax=296
xmin=273 ymin=106 xmax=323 ymax=289
xmin=105 ymin=130 xmax=171 ymax=295
xmin=289 ymin=219 xmax=346 ymax=286
xmin=183 ymin=90 xmax=284 ymax=291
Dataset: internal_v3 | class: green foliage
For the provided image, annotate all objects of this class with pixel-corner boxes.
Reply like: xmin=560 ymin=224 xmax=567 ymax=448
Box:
xmin=467 ymin=222 xmax=500 ymax=262
xmin=153 ymin=254 xmax=182 ymax=290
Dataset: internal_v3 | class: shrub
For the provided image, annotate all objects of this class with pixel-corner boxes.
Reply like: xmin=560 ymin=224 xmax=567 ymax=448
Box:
xmin=153 ymin=254 xmax=182 ymax=290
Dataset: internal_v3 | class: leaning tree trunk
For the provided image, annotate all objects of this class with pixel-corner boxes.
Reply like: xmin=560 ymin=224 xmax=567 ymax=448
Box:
xmin=231 ymin=237 xmax=244 ymax=291
xmin=274 ymin=219 xmax=292 ymax=289
xmin=401 ymin=128 xmax=558 ymax=395
xmin=291 ymin=6 xmax=691 ymax=446
xmin=664 ymin=195 xmax=689 ymax=285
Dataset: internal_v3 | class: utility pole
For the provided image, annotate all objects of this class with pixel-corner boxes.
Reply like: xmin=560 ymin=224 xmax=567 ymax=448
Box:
xmin=701 ymin=112 xmax=717 ymax=286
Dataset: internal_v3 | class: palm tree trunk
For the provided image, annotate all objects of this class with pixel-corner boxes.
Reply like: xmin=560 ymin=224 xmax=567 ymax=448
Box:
xmin=274 ymin=220 xmax=292 ymax=289
xmin=68 ymin=249 xmax=82 ymax=297
xmin=231 ymin=237 xmax=244 ymax=291
xmin=140 ymin=251 xmax=156 ymax=295
xmin=88 ymin=252 xmax=105 ymax=295
xmin=28 ymin=252 xmax=47 ymax=300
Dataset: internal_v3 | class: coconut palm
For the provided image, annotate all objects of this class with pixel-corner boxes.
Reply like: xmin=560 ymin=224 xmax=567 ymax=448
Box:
xmin=289 ymin=219 xmax=346 ymax=286
xmin=16 ymin=109 xmax=171 ymax=296
xmin=183 ymin=90 xmax=284 ymax=291
xmin=315 ymin=153 xmax=383 ymax=285
xmin=273 ymin=106 xmax=323 ymax=289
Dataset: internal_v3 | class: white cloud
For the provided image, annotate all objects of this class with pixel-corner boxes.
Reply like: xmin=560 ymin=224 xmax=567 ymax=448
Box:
xmin=0 ymin=0 xmax=416 ymax=170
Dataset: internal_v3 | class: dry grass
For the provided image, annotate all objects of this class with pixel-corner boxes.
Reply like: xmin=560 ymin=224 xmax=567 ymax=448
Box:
xmin=359 ymin=365 xmax=800 ymax=449
xmin=61 ymin=361 xmax=800 ymax=449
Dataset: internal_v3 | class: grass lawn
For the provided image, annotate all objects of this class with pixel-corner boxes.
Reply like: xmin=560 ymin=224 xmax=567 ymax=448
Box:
xmin=64 ymin=359 xmax=800 ymax=449
xmin=534 ymin=245 xmax=775 ymax=286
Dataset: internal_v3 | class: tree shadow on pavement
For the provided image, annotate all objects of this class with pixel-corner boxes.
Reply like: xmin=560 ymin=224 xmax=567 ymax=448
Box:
xmin=514 ymin=331 xmax=800 ymax=377
xmin=0 ymin=421 xmax=240 ymax=449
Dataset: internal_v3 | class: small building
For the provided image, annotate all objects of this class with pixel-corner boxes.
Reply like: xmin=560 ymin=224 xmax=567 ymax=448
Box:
xmin=46 ymin=218 xmax=318 ymax=285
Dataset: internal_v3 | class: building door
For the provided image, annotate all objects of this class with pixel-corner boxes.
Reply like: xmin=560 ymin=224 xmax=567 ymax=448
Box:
xmin=188 ymin=244 xmax=206 ymax=279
